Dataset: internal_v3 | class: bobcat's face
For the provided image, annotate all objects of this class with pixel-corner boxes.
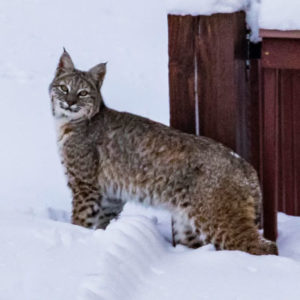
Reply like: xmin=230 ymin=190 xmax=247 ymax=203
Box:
xmin=50 ymin=73 xmax=98 ymax=120
xmin=49 ymin=49 xmax=106 ymax=121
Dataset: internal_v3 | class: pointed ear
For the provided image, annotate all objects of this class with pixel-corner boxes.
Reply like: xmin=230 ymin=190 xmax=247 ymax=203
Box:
xmin=88 ymin=62 xmax=107 ymax=88
xmin=55 ymin=48 xmax=75 ymax=77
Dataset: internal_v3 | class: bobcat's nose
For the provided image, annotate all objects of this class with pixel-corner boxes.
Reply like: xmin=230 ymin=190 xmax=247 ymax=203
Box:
xmin=66 ymin=98 xmax=76 ymax=107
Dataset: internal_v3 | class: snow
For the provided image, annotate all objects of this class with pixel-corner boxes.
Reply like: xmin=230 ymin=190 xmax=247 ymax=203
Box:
xmin=1 ymin=207 xmax=300 ymax=300
xmin=1 ymin=0 xmax=300 ymax=299
xmin=0 ymin=0 xmax=169 ymax=215
xmin=166 ymin=0 xmax=251 ymax=16
xmin=259 ymin=0 xmax=300 ymax=31
xmin=166 ymin=0 xmax=261 ymax=41
xmin=166 ymin=0 xmax=300 ymax=41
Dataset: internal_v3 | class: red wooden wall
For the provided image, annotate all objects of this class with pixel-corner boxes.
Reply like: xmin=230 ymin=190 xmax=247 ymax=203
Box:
xmin=260 ymin=31 xmax=300 ymax=239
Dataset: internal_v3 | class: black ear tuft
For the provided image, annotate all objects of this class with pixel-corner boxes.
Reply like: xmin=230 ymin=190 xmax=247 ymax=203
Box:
xmin=88 ymin=62 xmax=107 ymax=88
xmin=55 ymin=48 xmax=75 ymax=77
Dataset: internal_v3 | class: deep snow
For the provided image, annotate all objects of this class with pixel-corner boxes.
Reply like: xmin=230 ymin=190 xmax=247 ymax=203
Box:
xmin=1 ymin=0 xmax=300 ymax=300
xmin=1 ymin=207 xmax=300 ymax=300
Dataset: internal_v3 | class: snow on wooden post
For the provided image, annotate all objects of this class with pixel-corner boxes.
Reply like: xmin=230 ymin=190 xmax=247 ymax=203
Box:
xmin=260 ymin=29 xmax=300 ymax=240
xmin=168 ymin=12 xmax=278 ymax=241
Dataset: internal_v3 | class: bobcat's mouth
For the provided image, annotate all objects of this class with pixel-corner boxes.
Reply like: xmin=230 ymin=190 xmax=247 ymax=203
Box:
xmin=52 ymin=99 xmax=83 ymax=119
xmin=59 ymin=102 xmax=80 ymax=113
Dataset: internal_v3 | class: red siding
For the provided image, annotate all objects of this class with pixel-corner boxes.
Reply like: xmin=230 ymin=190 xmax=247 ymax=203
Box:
xmin=261 ymin=50 xmax=300 ymax=220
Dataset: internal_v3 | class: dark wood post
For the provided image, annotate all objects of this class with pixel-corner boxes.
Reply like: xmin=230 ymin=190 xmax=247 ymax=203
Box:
xmin=168 ymin=15 xmax=197 ymax=135
xmin=195 ymin=12 xmax=247 ymax=153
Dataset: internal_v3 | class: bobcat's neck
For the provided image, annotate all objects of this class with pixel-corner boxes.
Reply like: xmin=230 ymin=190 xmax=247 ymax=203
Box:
xmin=55 ymin=105 xmax=111 ymax=150
xmin=55 ymin=117 xmax=86 ymax=153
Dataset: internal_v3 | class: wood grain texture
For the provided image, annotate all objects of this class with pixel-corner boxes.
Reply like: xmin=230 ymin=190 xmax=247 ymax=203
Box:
xmin=259 ymin=35 xmax=300 ymax=238
xmin=195 ymin=12 xmax=247 ymax=152
xmin=168 ymin=15 xmax=197 ymax=135
xmin=293 ymin=72 xmax=300 ymax=215
xmin=168 ymin=12 xmax=252 ymax=154
xmin=261 ymin=68 xmax=278 ymax=241
xmin=260 ymin=66 xmax=300 ymax=221
xmin=262 ymin=38 xmax=300 ymax=70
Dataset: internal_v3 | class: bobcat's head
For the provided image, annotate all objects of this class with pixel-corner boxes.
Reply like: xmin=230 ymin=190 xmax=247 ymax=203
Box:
xmin=49 ymin=49 xmax=106 ymax=121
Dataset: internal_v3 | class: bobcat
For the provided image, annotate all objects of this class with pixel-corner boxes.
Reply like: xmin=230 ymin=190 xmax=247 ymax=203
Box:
xmin=49 ymin=50 xmax=278 ymax=255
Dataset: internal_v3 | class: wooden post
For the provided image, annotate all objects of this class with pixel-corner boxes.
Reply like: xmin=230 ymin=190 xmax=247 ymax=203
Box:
xmin=195 ymin=12 xmax=247 ymax=153
xmin=261 ymin=68 xmax=279 ymax=240
xmin=168 ymin=12 xmax=258 ymax=160
xmin=168 ymin=15 xmax=197 ymax=135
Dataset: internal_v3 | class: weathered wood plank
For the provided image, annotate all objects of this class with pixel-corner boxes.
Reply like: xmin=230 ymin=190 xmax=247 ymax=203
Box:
xmin=280 ymin=70 xmax=295 ymax=215
xmin=195 ymin=12 xmax=247 ymax=153
xmin=292 ymin=71 xmax=300 ymax=215
xmin=262 ymin=68 xmax=278 ymax=241
xmin=168 ymin=15 xmax=197 ymax=135
xmin=262 ymin=38 xmax=300 ymax=70
xmin=247 ymin=59 xmax=261 ymax=172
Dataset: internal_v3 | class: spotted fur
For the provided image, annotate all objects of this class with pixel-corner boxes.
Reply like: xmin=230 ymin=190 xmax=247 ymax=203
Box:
xmin=49 ymin=50 xmax=278 ymax=255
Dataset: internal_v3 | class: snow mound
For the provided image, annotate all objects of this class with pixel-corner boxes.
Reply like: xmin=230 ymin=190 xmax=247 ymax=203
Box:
xmin=79 ymin=215 xmax=167 ymax=300
xmin=278 ymin=213 xmax=300 ymax=261
xmin=1 ymin=206 xmax=300 ymax=300
xmin=76 ymin=210 xmax=300 ymax=300
xmin=0 ymin=212 xmax=96 ymax=300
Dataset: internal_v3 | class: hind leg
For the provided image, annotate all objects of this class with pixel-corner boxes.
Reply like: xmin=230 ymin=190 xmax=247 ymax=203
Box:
xmin=172 ymin=213 xmax=204 ymax=248
xmin=96 ymin=197 xmax=124 ymax=229
xmin=191 ymin=193 xmax=278 ymax=255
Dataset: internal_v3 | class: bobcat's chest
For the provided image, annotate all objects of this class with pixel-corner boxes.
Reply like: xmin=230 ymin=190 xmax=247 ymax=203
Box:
xmin=57 ymin=123 xmax=73 ymax=148
xmin=56 ymin=121 xmax=76 ymax=165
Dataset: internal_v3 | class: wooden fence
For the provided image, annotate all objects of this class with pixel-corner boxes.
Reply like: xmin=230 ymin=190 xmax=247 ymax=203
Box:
xmin=168 ymin=12 xmax=300 ymax=241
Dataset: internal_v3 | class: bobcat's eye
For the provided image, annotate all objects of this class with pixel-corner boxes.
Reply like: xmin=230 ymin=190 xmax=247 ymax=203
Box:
xmin=59 ymin=85 xmax=68 ymax=93
xmin=78 ymin=90 xmax=88 ymax=97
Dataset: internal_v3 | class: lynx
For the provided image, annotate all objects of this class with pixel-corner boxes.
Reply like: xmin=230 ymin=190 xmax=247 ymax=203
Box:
xmin=49 ymin=50 xmax=278 ymax=255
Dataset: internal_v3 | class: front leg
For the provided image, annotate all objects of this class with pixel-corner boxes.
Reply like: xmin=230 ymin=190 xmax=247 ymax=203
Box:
xmin=71 ymin=182 xmax=102 ymax=228
xmin=71 ymin=182 xmax=124 ymax=229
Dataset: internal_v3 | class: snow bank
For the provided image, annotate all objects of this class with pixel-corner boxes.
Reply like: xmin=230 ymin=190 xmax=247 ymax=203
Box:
xmin=277 ymin=213 xmax=300 ymax=261
xmin=259 ymin=0 xmax=300 ymax=31
xmin=79 ymin=215 xmax=167 ymax=300
xmin=2 ymin=207 xmax=300 ymax=300
xmin=0 ymin=211 xmax=97 ymax=300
